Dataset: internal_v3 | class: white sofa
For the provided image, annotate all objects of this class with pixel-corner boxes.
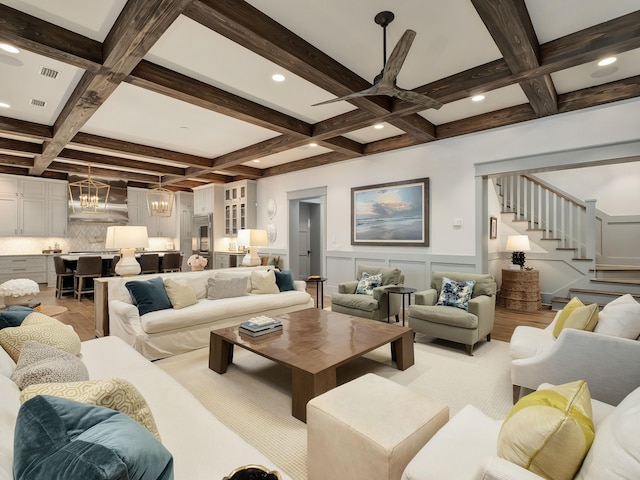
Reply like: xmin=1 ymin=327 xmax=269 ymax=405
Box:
xmin=105 ymin=267 xmax=314 ymax=360
xmin=401 ymin=383 xmax=640 ymax=480
xmin=1 ymin=335 xmax=289 ymax=480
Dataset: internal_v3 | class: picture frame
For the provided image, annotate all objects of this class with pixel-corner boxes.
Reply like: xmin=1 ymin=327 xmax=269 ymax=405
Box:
xmin=351 ymin=178 xmax=429 ymax=246
xmin=490 ymin=216 xmax=498 ymax=239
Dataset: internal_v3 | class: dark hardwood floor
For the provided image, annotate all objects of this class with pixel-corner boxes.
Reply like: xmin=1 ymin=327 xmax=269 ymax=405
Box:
xmin=39 ymin=284 xmax=556 ymax=343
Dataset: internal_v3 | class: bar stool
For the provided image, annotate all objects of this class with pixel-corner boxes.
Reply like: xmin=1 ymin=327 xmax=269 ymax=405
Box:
xmin=53 ymin=256 xmax=74 ymax=298
xmin=138 ymin=253 xmax=159 ymax=274
xmin=160 ymin=252 xmax=181 ymax=273
xmin=107 ymin=255 xmax=120 ymax=276
xmin=74 ymin=256 xmax=103 ymax=300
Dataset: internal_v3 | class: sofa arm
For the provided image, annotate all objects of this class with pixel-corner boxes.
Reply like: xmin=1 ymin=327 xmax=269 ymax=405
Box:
xmin=293 ymin=280 xmax=307 ymax=292
xmin=512 ymin=329 xmax=640 ymax=406
xmin=109 ymin=300 xmax=141 ymax=334
xmin=474 ymin=456 xmax=545 ymax=480
xmin=338 ymin=281 xmax=359 ymax=294
xmin=414 ymin=289 xmax=438 ymax=306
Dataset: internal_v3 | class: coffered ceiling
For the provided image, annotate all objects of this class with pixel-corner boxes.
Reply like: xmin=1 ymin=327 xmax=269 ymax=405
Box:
xmin=0 ymin=0 xmax=639 ymax=191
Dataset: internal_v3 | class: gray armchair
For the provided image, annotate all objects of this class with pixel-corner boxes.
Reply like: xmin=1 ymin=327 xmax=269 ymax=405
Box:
xmin=408 ymin=272 xmax=496 ymax=355
xmin=331 ymin=265 xmax=404 ymax=322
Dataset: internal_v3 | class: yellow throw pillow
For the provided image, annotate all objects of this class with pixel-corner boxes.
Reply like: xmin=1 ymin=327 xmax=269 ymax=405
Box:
xmin=553 ymin=297 xmax=584 ymax=338
xmin=20 ymin=377 xmax=161 ymax=441
xmin=498 ymin=380 xmax=595 ymax=480
xmin=0 ymin=312 xmax=81 ymax=362
xmin=564 ymin=303 xmax=599 ymax=332
xmin=163 ymin=278 xmax=198 ymax=309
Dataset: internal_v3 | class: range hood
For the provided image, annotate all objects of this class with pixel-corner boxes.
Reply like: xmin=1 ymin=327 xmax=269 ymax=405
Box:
xmin=68 ymin=176 xmax=128 ymax=224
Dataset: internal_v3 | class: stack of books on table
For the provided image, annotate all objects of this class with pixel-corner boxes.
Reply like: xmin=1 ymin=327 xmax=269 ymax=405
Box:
xmin=239 ymin=316 xmax=283 ymax=337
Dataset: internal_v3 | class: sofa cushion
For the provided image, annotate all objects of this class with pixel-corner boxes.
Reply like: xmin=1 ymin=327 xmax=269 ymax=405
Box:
xmin=355 ymin=272 xmax=383 ymax=295
xmin=331 ymin=293 xmax=379 ymax=312
xmin=356 ymin=265 xmax=401 ymax=286
xmin=552 ymin=296 xmax=584 ymax=337
xmin=498 ymin=380 xmax=595 ymax=480
xmin=250 ymin=269 xmax=280 ymax=294
xmin=509 ymin=325 xmax=555 ymax=360
xmin=0 ymin=342 xmax=16 ymax=378
xmin=431 ymin=272 xmax=495 ymax=298
xmin=0 ymin=306 xmax=34 ymax=329
xmin=594 ymin=294 xmax=640 ymax=339
xmin=125 ymin=277 xmax=173 ymax=316
xmin=274 ymin=269 xmax=295 ymax=292
xmin=0 ymin=374 xmax=20 ymax=480
xmin=13 ymin=395 xmax=173 ymax=480
xmin=11 ymin=341 xmax=89 ymax=390
xmin=163 ymin=278 xmax=198 ymax=309
xmin=0 ymin=313 xmax=81 ymax=362
xmin=436 ymin=277 xmax=475 ymax=311
xmin=20 ymin=377 xmax=161 ymax=441
xmin=409 ymin=304 xmax=478 ymax=329
xmin=207 ymin=277 xmax=248 ymax=300
xmin=575 ymin=385 xmax=640 ymax=480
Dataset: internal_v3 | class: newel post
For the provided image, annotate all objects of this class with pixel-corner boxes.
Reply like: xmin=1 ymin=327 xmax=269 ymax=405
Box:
xmin=585 ymin=199 xmax=597 ymax=266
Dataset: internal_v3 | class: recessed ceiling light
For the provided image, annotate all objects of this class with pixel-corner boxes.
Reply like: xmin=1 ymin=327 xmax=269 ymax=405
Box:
xmin=471 ymin=95 xmax=485 ymax=102
xmin=373 ymin=123 xmax=384 ymax=129
xmin=0 ymin=44 xmax=19 ymax=54
xmin=271 ymin=74 xmax=285 ymax=82
xmin=0 ymin=102 xmax=10 ymax=108
xmin=309 ymin=142 xmax=318 ymax=147
xmin=252 ymin=159 xmax=260 ymax=163
xmin=597 ymin=57 xmax=617 ymax=67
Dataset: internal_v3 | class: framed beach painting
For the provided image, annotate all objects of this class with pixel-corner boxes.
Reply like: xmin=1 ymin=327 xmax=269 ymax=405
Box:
xmin=351 ymin=178 xmax=429 ymax=246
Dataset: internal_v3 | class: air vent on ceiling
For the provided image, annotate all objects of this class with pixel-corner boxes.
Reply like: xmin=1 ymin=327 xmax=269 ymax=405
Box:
xmin=38 ymin=66 xmax=59 ymax=79
xmin=29 ymin=99 xmax=47 ymax=108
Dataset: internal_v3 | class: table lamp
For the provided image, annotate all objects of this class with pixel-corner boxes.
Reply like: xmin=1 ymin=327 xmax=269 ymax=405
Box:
xmin=237 ymin=229 xmax=269 ymax=266
xmin=105 ymin=225 xmax=149 ymax=276
xmin=506 ymin=234 xmax=531 ymax=269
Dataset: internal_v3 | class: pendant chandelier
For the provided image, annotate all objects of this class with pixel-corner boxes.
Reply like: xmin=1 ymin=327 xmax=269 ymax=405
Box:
xmin=146 ymin=175 xmax=174 ymax=217
xmin=68 ymin=163 xmax=110 ymax=213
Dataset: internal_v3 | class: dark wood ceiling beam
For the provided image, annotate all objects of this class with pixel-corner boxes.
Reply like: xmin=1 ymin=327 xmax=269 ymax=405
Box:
xmin=0 ymin=4 xmax=102 ymax=72
xmin=127 ymin=60 xmax=312 ymax=137
xmin=0 ymin=154 xmax=33 ymax=167
xmin=185 ymin=0 xmax=436 ymax=140
xmin=48 ymin=161 xmax=159 ymax=184
xmin=57 ymin=149 xmax=186 ymax=176
xmin=364 ymin=135 xmax=422 ymax=155
xmin=30 ymin=0 xmax=194 ymax=175
xmin=319 ymin=136 xmax=364 ymax=156
xmin=472 ymin=0 xmax=557 ymax=116
xmin=0 ymin=137 xmax=41 ymax=155
xmin=212 ymin=165 xmax=262 ymax=178
xmin=0 ymin=116 xmax=52 ymax=141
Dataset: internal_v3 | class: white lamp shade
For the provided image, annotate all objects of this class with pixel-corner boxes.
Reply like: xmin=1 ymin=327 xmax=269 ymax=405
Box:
xmin=506 ymin=235 xmax=531 ymax=252
xmin=105 ymin=226 xmax=149 ymax=249
xmin=237 ymin=229 xmax=269 ymax=247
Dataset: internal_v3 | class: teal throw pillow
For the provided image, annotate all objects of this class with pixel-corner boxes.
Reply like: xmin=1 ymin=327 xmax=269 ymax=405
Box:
xmin=14 ymin=395 xmax=174 ymax=480
xmin=0 ymin=306 xmax=34 ymax=329
xmin=274 ymin=269 xmax=295 ymax=292
xmin=436 ymin=277 xmax=476 ymax=311
xmin=355 ymin=272 xmax=383 ymax=296
xmin=125 ymin=277 xmax=173 ymax=316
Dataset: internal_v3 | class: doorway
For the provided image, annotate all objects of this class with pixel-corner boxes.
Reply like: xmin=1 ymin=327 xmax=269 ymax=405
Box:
xmin=288 ymin=187 xmax=326 ymax=280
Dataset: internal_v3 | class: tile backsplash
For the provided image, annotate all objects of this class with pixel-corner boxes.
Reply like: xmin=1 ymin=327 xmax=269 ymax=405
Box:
xmin=0 ymin=223 xmax=175 ymax=254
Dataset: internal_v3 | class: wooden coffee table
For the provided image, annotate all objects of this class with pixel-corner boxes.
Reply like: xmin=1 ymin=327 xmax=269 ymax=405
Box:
xmin=209 ymin=308 xmax=414 ymax=422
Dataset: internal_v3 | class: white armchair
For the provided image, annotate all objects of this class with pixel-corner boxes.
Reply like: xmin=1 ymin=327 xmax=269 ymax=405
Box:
xmin=510 ymin=312 xmax=640 ymax=405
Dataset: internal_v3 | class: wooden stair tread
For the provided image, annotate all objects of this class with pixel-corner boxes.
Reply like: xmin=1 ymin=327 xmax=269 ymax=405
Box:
xmin=592 ymin=265 xmax=640 ymax=272
xmin=551 ymin=296 xmax=605 ymax=308
xmin=569 ymin=288 xmax=640 ymax=299
xmin=591 ymin=278 xmax=640 ymax=285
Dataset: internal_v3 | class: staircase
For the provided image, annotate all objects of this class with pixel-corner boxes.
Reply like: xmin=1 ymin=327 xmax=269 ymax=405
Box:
xmin=495 ymin=174 xmax=640 ymax=310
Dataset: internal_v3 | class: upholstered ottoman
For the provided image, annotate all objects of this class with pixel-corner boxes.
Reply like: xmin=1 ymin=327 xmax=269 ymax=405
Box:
xmin=307 ymin=373 xmax=449 ymax=480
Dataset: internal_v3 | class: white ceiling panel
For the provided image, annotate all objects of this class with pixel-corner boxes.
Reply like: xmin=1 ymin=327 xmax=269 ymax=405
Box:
xmin=81 ymin=83 xmax=280 ymax=158
xmin=343 ymin=123 xmax=406 ymax=143
xmin=245 ymin=144 xmax=333 ymax=169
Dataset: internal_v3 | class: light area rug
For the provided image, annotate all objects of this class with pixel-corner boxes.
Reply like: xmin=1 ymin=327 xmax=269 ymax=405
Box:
xmin=155 ymin=336 xmax=513 ymax=480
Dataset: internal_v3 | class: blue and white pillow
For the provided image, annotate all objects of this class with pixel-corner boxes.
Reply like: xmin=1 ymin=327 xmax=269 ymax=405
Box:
xmin=355 ymin=272 xmax=383 ymax=296
xmin=436 ymin=277 xmax=476 ymax=310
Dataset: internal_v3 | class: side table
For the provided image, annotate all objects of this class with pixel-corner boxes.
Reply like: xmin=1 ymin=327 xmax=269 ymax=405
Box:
xmin=386 ymin=286 xmax=417 ymax=326
xmin=498 ymin=268 xmax=541 ymax=311
xmin=306 ymin=276 xmax=327 ymax=309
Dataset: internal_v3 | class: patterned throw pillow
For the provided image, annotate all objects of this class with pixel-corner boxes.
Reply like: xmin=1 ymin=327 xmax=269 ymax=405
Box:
xmin=21 ymin=377 xmax=161 ymax=441
xmin=355 ymin=272 xmax=383 ymax=296
xmin=436 ymin=277 xmax=476 ymax=310
xmin=498 ymin=380 xmax=595 ymax=480
xmin=11 ymin=341 xmax=89 ymax=390
xmin=207 ymin=277 xmax=249 ymax=300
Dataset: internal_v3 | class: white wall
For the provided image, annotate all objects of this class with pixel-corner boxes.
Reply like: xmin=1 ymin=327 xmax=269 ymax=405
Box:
xmin=258 ymin=98 xmax=640 ymax=252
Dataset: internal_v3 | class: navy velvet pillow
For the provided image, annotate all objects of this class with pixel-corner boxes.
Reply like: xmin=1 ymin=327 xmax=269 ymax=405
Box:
xmin=274 ymin=269 xmax=295 ymax=292
xmin=14 ymin=395 xmax=174 ymax=480
xmin=0 ymin=306 xmax=33 ymax=329
xmin=125 ymin=277 xmax=173 ymax=316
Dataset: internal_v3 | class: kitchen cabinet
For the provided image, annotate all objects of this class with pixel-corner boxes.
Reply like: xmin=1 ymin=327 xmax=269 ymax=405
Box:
xmin=0 ymin=255 xmax=47 ymax=284
xmin=127 ymin=187 xmax=176 ymax=237
xmin=193 ymin=185 xmax=216 ymax=214
xmin=47 ymin=182 xmax=68 ymax=236
xmin=224 ymin=180 xmax=256 ymax=236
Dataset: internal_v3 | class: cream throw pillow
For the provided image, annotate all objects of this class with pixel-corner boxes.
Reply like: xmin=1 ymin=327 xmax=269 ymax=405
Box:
xmin=594 ymin=294 xmax=640 ymax=339
xmin=0 ymin=312 xmax=81 ymax=362
xmin=21 ymin=377 xmax=161 ymax=441
xmin=250 ymin=269 xmax=279 ymax=294
xmin=552 ymin=296 xmax=584 ymax=338
xmin=163 ymin=278 xmax=198 ymax=309
xmin=498 ymin=380 xmax=595 ymax=480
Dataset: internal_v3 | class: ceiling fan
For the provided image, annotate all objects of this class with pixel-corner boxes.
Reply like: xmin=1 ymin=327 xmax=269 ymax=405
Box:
xmin=313 ymin=11 xmax=442 ymax=110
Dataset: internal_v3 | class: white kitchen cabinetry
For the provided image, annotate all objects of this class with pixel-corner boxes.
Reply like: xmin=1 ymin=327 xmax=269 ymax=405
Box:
xmin=0 ymin=255 xmax=47 ymax=284
xmin=47 ymin=181 xmax=68 ymax=236
xmin=127 ymin=187 xmax=176 ymax=237
xmin=193 ymin=185 xmax=215 ymax=214
xmin=224 ymin=180 xmax=256 ymax=236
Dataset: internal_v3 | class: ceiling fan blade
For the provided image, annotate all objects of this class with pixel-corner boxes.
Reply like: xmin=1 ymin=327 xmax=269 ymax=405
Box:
xmin=393 ymin=88 xmax=443 ymax=110
xmin=311 ymin=85 xmax=380 ymax=106
xmin=378 ymin=29 xmax=416 ymax=88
